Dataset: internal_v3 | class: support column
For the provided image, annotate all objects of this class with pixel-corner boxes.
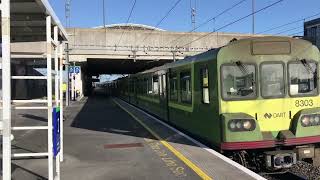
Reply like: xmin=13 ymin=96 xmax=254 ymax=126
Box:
xmin=65 ymin=43 xmax=70 ymax=106
xmin=46 ymin=16 xmax=54 ymax=180
xmin=2 ymin=0 xmax=12 ymax=179
xmin=59 ymin=43 xmax=64 ymax=162
xmin=53 ymin=26 xmax=61 ymax=179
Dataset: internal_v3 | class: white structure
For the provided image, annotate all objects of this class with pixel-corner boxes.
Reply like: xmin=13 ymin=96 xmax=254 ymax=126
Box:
xmin=1 ymin=1 xmax=68 ymax=180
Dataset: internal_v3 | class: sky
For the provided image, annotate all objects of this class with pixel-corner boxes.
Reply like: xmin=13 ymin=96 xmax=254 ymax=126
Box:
xmin=48 ymin=0 xmax=320 ymax=36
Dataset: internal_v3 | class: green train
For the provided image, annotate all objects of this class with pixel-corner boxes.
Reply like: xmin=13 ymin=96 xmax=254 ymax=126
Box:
xmin=111 ymin=36 xmax=320 ymax=170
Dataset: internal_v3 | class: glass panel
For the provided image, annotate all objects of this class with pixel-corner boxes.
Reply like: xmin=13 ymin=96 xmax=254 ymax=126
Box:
xmin=221 ymin=64 xmax=256 ymax=100
xmin=181 ymin=71 xmax=192 ymax=103
xmin=170 ymin=74 xmax=178 ymax=101
xmin=289 ymin=61 xmax=318 ymax=96
xmin=147 ymin=78 xmax=152 ymax=94
xmin=153 ymin=76 xmax=159 ymax=95
xmin=162 ymin=74 xmax=166 ymax=96
xmin=261 ymin=63 xmax=285 ymax=98
xmin=203 ymin=88 xmax=210 ymax=104
xmin=201 ymin=68 xmax=210 ymax=103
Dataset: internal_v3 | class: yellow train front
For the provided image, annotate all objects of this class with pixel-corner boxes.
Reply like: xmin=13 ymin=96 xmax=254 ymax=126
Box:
xmin=218 ymin=37 xmax=320 ymax=170
xmin=114 ymin=36 xmax=320 ymax=171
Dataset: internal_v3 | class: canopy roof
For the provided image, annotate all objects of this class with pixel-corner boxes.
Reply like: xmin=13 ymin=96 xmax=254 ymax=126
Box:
xmin=5 ymin=0 xmax=68 ymax=42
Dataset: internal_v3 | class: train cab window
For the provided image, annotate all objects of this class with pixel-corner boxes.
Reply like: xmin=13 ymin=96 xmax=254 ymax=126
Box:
xmin=261 ymin=63 xmax=285 ymax=98
xmin=221 ymin=63 xmax=256 ymax=100
xmin=200 ymin=67 xmax=210 ymax=104
xmin=153 ymin=76 xmax=159 ymax=95
xmin=288 ymin=60 xmax=318 ymax=96
xmin=180 ymin=71 xmax=192 ymax=104
xmin=169 ymin=73 xmax=178 ymax=101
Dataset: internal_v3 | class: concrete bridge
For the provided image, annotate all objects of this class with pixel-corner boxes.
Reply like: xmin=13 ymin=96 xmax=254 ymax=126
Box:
xmin=66 ymin=24 xmax=262 ymax=74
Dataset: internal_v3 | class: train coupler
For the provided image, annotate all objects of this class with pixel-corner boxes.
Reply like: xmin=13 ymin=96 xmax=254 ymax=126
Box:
xmin=265 ymin=150 xmax=297 ymax=169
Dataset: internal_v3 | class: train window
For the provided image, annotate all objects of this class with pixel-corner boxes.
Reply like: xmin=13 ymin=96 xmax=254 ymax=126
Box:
xmin=261 ymin=63 xmax=285 ymax=98
xmin=288 ymin=60 xmax=318 ymax=96
xmin=200 ymin=67 xmax=210 ymax=104
xmin=221 ymin=63 xmax=256 ymax=100
xmin=147 ymin=78 xmax=152 ymax=94
xmin=180 ymin=71 xmax=192 ymax=104
xmin=170 ymin=73 xmax=178 ymax=101
xmin=153 ymin=76 xmax=159 ymax=95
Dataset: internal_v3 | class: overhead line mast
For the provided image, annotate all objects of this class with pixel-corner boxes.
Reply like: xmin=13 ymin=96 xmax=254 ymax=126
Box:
xmin=65 ymin=0 xmax=71 ymax=27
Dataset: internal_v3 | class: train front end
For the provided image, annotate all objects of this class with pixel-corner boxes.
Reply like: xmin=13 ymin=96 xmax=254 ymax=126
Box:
xmin=217 ymin=36 xmax=320 ymax=170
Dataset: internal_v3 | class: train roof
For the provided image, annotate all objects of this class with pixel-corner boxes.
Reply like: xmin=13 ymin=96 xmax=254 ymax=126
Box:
xmin=134 ymin=36 xmax=314 ymax=75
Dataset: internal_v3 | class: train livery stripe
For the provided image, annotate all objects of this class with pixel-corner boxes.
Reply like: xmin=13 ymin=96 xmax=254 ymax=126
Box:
xmin=113 ymin=99 xmax=212 ymax=180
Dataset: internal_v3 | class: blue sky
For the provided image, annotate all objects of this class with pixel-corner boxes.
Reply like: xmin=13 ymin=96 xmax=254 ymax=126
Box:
xmin=49 ymin=0 xmax=320 ymax=36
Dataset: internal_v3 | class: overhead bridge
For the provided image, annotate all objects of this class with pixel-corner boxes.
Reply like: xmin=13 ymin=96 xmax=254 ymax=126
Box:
xmin=66 ymin=24 xmax=263 ymax=75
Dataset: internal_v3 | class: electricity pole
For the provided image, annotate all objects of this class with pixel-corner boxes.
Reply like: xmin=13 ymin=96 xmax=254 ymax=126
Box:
xmin=103 ymin=0 xmax=106 ymax=28
xmin=252 ymin=0 xmax=255 ymax=34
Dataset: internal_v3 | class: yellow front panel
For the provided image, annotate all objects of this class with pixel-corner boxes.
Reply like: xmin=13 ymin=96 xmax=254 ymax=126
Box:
xmin=220 ymin=96 xmax=320 ymax=132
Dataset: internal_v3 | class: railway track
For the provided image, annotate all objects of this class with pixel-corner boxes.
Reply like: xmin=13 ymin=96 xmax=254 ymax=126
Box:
xmin=262 ymin=171 xmax=308 ymax=180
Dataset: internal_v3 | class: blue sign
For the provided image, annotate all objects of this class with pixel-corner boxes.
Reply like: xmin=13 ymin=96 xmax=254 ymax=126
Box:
xmin=53 ymin=107 xmax=61 ymax=157
xmin=75 ymin=66 xmax=80 ymax=74
xmin=69 ymin=67 xmax=74 ymax=73
xmin=69 ymin=66 xmax=80 ymax=74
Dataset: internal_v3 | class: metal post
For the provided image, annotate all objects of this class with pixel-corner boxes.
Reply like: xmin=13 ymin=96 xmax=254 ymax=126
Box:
xmin=65 ymin=43 xmax=70 ymax=106
xmin=54 ymin=26 xmax=59 ymax=105
xmin=46 ymin=15 xmax=54 ymax=180
xmin=2 ymin=0 xmax=12 ymax=179
xmin=72 ymin=62 xmax=75 ymax=101
xmin=103 ymin=0 xmax=106 ymax=28
xmin=53 ymin=26 xmax=61 ymax=180
xmin=59 ymin=43 xmax=64 ymax=162
xmin=252 ymin=0 xmax=255 ymax=34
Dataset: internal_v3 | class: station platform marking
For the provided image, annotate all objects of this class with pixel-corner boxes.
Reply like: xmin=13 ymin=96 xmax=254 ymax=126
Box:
xmin=114 ymin=98 xmax=267 ymax=180
xmin=113 ymin=99 xmax=212 ymax=180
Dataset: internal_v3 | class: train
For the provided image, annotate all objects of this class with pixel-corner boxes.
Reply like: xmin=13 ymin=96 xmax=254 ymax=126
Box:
xmin=108 ymin=36 xmax=320 ymax=171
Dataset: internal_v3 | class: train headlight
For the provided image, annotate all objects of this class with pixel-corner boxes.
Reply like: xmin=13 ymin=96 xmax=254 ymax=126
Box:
xmin=243 ymin=120 xmax=252 ymax=130
xmin=228 ymin=119 xmax=256 ymax=132
xmin=301 ymin=114 xmax=320 ymax=127
xmin=229 ymin=122 xmax=236 ymax=130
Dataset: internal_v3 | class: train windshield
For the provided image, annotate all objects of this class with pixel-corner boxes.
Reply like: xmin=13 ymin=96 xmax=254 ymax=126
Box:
xmin=261 ymin=63 xmax=285 ymax=98
xmin=288 ymin=60 xmax=318 ymax=96
xmin=221 ymin=63 xmax=256 ymax=100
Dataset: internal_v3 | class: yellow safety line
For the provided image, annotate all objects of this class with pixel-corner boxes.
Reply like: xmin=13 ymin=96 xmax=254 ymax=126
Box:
xmin=113 ymin=99 xmax=212 ymax=180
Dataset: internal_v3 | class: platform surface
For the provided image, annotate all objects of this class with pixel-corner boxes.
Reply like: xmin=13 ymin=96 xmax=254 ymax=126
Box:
xmin=1 ymin=91 xmax=265 ymax=180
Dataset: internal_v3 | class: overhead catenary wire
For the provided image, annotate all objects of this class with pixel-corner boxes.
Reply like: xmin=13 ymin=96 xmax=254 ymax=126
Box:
xmin=117 ymin=0 xmax=137 ymax=46
xmin=138 ymin=0 xmax=183 ymax=44
xmin=258 ymin=12 xmax=320 ymax=34
xmin=180 ymin=0 xmax=285 ymax=47
xmin=274 ymin=26 xmax=302 ymax=35
xmin=289 ymin=31 xmax=304 ymax=36
xmin=169 ymin=0 xmax=248 ymax=45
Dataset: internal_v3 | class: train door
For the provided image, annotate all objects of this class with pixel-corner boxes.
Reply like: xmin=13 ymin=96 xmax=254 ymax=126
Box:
xmin=159 ymin=73 xmax=169 ymax=122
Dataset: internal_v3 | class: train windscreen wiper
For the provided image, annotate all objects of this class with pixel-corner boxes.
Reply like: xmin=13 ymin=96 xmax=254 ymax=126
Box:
xmin=300 ymin=59 xmax=314 ymax=75
xmin=235 ymin=61 xmax=249 ymax=75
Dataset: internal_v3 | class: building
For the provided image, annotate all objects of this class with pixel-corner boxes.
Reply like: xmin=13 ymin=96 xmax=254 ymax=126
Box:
xmin=304 ymin=18 xmax=320 ymax=48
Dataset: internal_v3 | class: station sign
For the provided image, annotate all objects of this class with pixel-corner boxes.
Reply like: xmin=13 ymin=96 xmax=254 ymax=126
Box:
xmin=53 ymin=107 xmax=61 ymax=157
xmin=69 ymin=66 xmax=80 ymax=74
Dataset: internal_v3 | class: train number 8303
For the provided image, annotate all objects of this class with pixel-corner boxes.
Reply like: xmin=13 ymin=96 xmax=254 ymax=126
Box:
xmin=295 ymin=99 xmax=313 ymax=107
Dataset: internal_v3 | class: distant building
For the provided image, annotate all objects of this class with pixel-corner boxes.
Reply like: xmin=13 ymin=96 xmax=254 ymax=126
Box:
xmin=304 ymin=18 xmax=320 ymax=48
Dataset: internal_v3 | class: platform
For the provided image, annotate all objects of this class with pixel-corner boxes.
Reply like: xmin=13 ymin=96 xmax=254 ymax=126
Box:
xmin=3 ymin=91 xmax=265 ymax=180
